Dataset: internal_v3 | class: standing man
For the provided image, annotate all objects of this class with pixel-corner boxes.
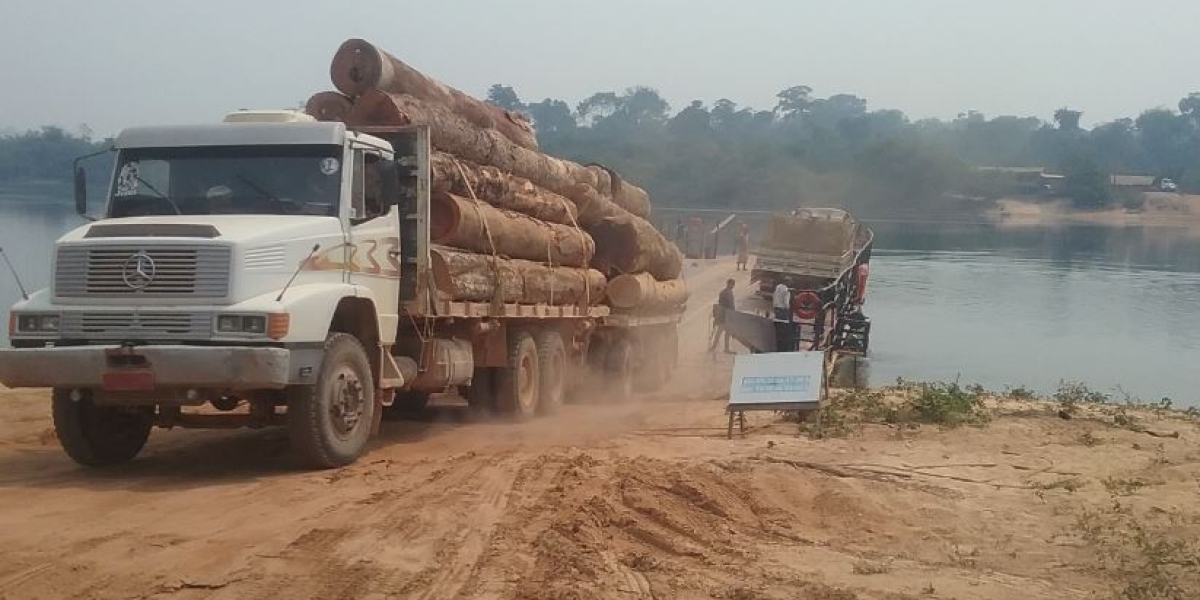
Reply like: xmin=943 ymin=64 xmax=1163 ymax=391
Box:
xmin=772 ymin=282 xmax=794 ymax=352
xmin=710 ymin=278 xmax=736 ymax=354
xmin=735 ymin=223 xmax=750 ymax=271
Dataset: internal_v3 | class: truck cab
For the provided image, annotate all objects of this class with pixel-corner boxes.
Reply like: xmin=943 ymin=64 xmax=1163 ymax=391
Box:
xmin=0 ymin=111 xmax=409 ymax=468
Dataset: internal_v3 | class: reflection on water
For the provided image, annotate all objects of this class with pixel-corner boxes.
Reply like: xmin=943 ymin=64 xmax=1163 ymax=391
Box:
xmin=1 ymin=197 xmax=1198 ymax=406
xmin=867 ymin=221 xmax=1200 ymax=406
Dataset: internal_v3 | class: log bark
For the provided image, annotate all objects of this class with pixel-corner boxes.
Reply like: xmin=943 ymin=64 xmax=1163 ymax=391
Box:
xmin=348 ymin=91 xmax=597 ymax=201
xmin=330 ymin=38 xmax=538 ymax=150
xmin=430 ymin=153 xmax=579 ymax=225
xmin=305 ymin=91 xmax=353 ymax=122
xmin=431 ymin=192 xmax=594 ymax=268
xmin=595 ymin=165 xmax=651 ymax=218
xmin=429 ymin=246 xmax=606 ymax=306
xmin=605 ymin=273 xmax=688 ymax=311
xmin=589 ymin=214 xmax=684 ymax=280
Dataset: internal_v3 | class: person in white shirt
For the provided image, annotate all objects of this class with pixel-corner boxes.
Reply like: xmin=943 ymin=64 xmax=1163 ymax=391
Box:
xmin=772 ymin=282 xmax=794 ymax=352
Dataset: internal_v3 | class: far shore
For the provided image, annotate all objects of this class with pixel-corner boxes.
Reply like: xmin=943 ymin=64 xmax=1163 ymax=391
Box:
xmin=989 ymin=192 xmax=1200 ymax=228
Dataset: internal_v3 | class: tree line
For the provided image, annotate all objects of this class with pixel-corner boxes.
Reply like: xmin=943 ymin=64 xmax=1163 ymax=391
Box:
xmin=488 ymin=84 xmax=1200 ymax=215
xmin=3 ymin=87 xmax=1199 ymax=215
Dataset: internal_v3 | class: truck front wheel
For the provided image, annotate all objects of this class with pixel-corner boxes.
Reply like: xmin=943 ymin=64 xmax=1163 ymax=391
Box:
xmin=495 ymin=330 xmax=539 ymax=420
xmin=287 ymin=333 xmax=377 ymax=469
xmin=51 ymin=388 xmax=152 ymax=467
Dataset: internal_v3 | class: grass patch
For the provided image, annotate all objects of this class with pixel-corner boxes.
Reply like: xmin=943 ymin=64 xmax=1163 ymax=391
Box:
xmin=1075 ymin=499 xmax=1200 ymax=599
xmin=1101 ymin=477 xmax=1150 ymax=496
xmin=852 ymin=559 xmax=891 ymax=575
xmin=899 ymin=380 xmax=991 ymax=427
xmin=807 ymin=381 xmax=989 ymax=437
xmin=1055 ymin=380 xmax=1110 ymax=417
xmin=1005 ymin=385 xmax=1037 ymax=400
xmin=1032 ymin=477 xmax=1085 ymax=493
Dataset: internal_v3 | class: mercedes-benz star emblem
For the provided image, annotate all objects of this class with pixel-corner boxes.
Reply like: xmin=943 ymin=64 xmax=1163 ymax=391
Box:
xmin=121 ymin=251 xmax=157 ymax=290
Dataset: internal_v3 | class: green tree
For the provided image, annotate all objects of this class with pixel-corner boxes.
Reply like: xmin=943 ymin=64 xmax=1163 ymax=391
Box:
xmin=1062 ymin=156 xmax=1112 ymax=209
xmin=525 ymin=99 xmax=576 ymax=135
xmin=485 ymin=84 xmax=524 ymax=111
xmin=1054 ymin=108 xmax=1083 ymax=131
xmin=774 ymin=85 xmax=813 ymax=120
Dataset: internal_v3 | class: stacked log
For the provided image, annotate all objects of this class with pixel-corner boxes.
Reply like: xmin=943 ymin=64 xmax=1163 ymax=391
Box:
xmin=429 ymin=154 xmax=578 ymax=225
xmin=606 ymin=273 xmax=688 ymax=311
xmin=310 ymin=38 xmax=686 ymax=313
xmin=305 ymin=91 xmax=352 ymax=122
xmin=431 ymin=192 xmax=594 ymax=267
xmin=330 ymin=38 xmax=538 ymax=150
xmin=589 ymin=214 xmax=683 ymax=280
xmin=430 ymin=246 xmax=605 ymax=306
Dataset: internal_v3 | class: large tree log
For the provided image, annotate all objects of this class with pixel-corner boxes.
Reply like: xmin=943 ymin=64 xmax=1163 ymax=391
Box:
xmin=589 ymin=213 xmax=684 ymax=280
xmin=605 ymin=273 xmax=688 ymax=311
xmin=594 ymin=165 xmax=651 ymax=218
xmin=305 ymin=91 xmax=352 ymax=122
xmin=330 ymin=38 xmax=538 ymax=150
xmin=347 ymin=91 xmax=599 ymax=199
xmin=430 ymin=153 xmax=579 ymax=225
xmin=431 ymin=192 xmax=594 ymax=268
xmin=429 ymin=246 xmax=606 ymax=306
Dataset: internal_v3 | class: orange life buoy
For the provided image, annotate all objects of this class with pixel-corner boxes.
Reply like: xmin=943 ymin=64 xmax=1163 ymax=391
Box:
xmin=854 ymin=263 xmax=869 ymax=305
xmin=792 ymin=291 xmax=821 ymax=321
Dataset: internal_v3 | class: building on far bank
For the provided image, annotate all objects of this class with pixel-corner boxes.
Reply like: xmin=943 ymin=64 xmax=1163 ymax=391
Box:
xmin=1108 ymin=174 xmax=1157 ymax=192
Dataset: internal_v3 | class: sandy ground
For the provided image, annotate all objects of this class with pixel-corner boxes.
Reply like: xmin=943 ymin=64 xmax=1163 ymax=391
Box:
xmin=1 ymin=258 xmax=1199 ymax=600
xmin=992 ymin=193 xmax=1200 ymax=227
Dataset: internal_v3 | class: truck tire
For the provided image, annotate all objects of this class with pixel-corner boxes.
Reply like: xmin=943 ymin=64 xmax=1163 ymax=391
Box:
xmin=606 ymin=338 xmax=635 ymax=403
xmin=535 ymin=330 xmax=566 ymax=415
xmin=494 ymin=330 xmax=539 ymax=420
xmin=51 ymin=388 xmax=152 ymax=467
xmin=287 ymin=332 xmax=377 ymax=469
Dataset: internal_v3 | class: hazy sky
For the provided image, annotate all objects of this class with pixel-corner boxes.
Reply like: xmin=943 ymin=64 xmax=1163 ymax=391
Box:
xmin=2 ymin=0 xmax=1197 ymax=136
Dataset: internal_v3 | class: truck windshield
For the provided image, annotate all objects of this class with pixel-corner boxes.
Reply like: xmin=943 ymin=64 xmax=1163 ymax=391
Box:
xmin=107 ymin=145 xmax=343 ymax=218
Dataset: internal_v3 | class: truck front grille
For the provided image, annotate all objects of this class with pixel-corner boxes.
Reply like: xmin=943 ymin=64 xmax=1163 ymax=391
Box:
xmin=55 ymin=245 xmax=231 ymax=298
xmin=59 ymin=312 xmax=212 ymax=340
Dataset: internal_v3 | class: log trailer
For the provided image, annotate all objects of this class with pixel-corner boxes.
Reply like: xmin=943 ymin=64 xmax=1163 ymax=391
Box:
xmin=0 ymin=112 xmax=681 ymax=469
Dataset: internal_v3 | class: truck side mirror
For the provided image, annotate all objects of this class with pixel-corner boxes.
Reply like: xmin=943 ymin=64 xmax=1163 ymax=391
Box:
xmin=74 ymin=167 xmax=87 ymax=216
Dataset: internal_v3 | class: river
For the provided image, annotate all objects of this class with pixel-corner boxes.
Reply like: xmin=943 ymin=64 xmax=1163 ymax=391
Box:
xmin=1 ymin=194 xmax=1198 ymax=406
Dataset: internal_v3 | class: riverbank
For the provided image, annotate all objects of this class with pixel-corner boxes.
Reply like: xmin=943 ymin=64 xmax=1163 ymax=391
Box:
xmin=0 ymin=379 xmax=1197 ymax=599
xmin=991 ymin=193 xmax=1200 ymax=228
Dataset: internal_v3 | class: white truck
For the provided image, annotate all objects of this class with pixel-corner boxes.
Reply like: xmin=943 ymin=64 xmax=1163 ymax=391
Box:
xmin=0 ymin=111 xmax=680 ymax=468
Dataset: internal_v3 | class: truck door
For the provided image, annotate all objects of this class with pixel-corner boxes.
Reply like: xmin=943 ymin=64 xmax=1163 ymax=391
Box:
xmin=348 ymin=147 xmax=401 ymax=344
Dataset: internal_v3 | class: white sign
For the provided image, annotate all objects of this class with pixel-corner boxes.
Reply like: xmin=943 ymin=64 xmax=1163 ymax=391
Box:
xmin=728 ymin=351 xmax=824 ymax=408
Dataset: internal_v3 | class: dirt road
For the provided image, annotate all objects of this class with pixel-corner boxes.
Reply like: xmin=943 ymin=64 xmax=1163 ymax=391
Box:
xmin=1 ymin=258 xmax=1197 ymax=600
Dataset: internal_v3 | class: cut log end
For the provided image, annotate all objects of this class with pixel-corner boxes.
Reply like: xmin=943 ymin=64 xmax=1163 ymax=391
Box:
xmin=330 ymin=38 xmax=386 ymax=97
xmin=305 ymin=91 xmax=353 ymax=122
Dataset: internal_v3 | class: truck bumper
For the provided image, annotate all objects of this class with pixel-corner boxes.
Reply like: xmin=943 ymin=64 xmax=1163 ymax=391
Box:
xmin=0 ymin=345 xmax=297 ymax=390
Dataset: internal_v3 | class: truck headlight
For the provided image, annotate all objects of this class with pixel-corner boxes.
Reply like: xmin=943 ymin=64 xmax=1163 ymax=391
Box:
xmin=11 ymin=313 xmax=60 ymax=335
xmin=217 ymin=315 xmax=266 ymax=334
xmin=215 ymin=313 xmax=288 ymax=339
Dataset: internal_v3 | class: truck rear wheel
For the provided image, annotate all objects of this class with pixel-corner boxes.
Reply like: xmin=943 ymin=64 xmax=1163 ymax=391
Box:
xmin=535 ymin=331 xmax=566 ymax=415
xmin=287 ymin=332 xmax=376 ymax=469
xmin=51 ymin=388 xmax=152 ymax=467
xmin=606 ymin=338 xmax=635 ymax=403
xmin=494 ymin=330 xmax=539 ymax=420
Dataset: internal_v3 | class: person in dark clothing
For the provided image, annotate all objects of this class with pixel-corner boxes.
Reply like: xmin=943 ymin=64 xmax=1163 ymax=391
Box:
xmin=710 ymin=278 xmax=736 ymax=353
